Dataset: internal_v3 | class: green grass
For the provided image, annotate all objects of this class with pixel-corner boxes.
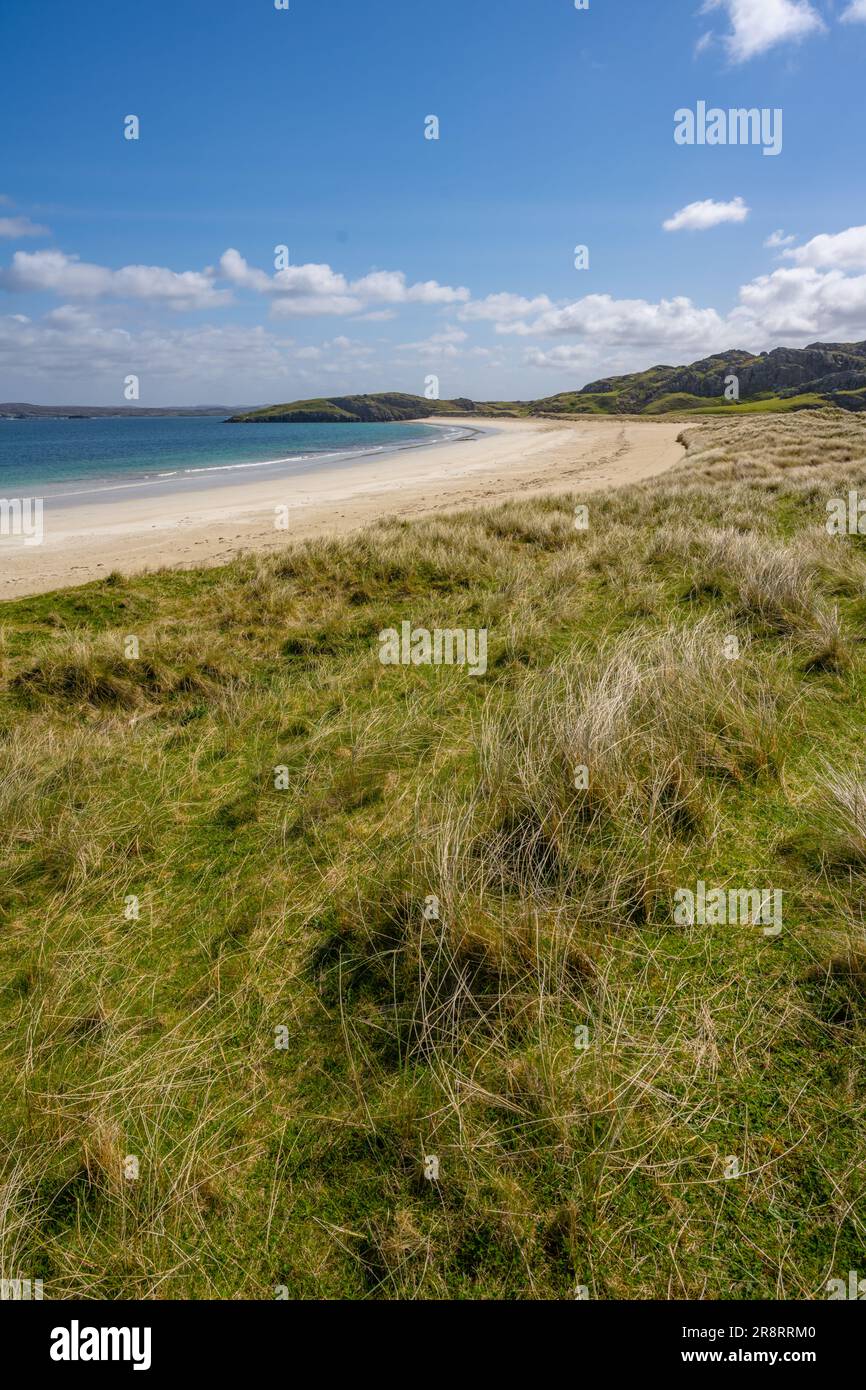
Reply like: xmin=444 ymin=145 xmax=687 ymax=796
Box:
xmin=1 ymin=409 xmax=866 ymax=1299
xmin=229 ymin=392 xmax=479 ymax=424
xmin=654 ymin=392 xmax=828 ymax=416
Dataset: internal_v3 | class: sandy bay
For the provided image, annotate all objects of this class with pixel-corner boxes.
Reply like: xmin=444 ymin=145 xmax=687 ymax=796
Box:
xmin=0 ymin=417 xmax=685 ymax=599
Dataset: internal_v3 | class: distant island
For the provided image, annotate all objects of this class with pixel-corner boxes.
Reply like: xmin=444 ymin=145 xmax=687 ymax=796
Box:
xmin=227 ymin=340 xmax=866 ymax=423
xmin=0 ymin=404 xmax=261 ymax=420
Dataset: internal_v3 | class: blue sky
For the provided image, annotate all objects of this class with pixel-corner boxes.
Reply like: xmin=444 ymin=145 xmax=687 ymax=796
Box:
xmin=2 ymin=0 xmax=866 ymax=404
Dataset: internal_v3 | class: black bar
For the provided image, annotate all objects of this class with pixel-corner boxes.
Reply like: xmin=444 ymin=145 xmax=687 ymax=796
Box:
xmin=5 ymin=1298 xmax=857 ymax=1375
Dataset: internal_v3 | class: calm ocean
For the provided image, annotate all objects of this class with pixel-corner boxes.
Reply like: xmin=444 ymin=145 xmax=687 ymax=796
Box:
xmin=0 ymin=417 xmax=475 ymax=500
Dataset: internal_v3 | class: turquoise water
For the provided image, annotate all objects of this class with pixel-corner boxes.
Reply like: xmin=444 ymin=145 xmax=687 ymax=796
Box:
xmin=0 ymin=417 xmax=473 ymax=499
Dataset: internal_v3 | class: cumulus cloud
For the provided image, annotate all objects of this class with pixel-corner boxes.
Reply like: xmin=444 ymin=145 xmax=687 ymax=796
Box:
xmin=11 ymin=221 xmax=866 ymax=398
xmin=520 ymin=266 xmax=866 ymax=373
xmin=459 ymin=292 xmax=555 ymax=326
xmin=782 ymin=224 xmax=866 ymax=270
xmin=525 ymin=343 xmax=599 ymax=371
xmin=216 ymin=247 xmax=276 ymax=294
xmin=353 ymin=270 xmax=468 ymax=306
xmin=663 ymin=196 xmax=749 ymax=232
xmin=0 ymin=216 xmax=49 ymax=238
xmin=0 ymin=249 xmax=227 ymax=309
xmin=219 ymin=249 xmax=469 ymax=318
xmin=700 ymin=0 xmax=825 ymax=63
xmin=395 ymin=327 xmax=468 ymax=361
xmin=464 ymin=225 xmax=866 ymax=368
xmin=730 ymin=265 xmax=866 ymax=341
xmin=841 ymin=0 xmax=866 ymax=21
xmin=1 ymin=243 xmax=469 ymax=324
xmin=0 ymin=308 xmax=298 ymax=389
xmin=765 ymin=229 xmax=796 ymax=248
xmin=511 ymin=294 xmax=728 ymax=352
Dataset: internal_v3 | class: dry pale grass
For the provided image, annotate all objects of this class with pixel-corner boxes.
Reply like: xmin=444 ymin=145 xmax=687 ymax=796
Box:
xmin=1 ymin=407 xmax=865 ymax=1299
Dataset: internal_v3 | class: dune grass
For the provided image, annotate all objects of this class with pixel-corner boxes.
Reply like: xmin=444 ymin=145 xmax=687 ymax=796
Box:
xmin=1 ymin=408 xmax=865 ymax=1299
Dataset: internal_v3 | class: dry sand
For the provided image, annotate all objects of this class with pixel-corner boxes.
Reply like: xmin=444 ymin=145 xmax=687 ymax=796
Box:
xmin=0 ymin=416 xmax=685 ymax=599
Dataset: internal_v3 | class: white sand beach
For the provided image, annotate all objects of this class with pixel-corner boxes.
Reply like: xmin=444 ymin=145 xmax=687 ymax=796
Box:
xmin=0 ymin=416 xmax=686 ymax=599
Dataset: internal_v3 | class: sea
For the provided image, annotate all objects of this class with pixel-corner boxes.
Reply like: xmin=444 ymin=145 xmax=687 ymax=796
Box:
xmin=0 ymin=416 xmax=477 ymax=502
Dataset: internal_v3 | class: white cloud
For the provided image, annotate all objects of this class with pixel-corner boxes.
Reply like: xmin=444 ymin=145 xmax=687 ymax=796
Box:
xmin=525 ymin=344 xmax=599 ymax=372
xmin=1 ymin=243 xmax=470 ymax=323
xmin=219 ymin=249 xmax=469 ymax=318
xmin=270 ymin=285 xmax=362 ymax=320
xmin=11 ymin=219 xmax=866 ymax=400
xmin=523 ymin=266 xmax=866 ymax=374
xmin=0 ymin=249 xmax=227 ymax=309
xmin=730 ymin=265 xmax=866 ymax=341
xmin=0 ymin=308 xmax=298 ymax=389
xmin=219 ymin=249 xmax=360 ymax=315
xmin=395 ymin=327 xmax=468 ymax=362
xmin=461 ymin=224 xmax=866 ymax=369
xmin=841 ymin=0 xmax=866 ymax=21
xmin=217 ymin=247 xmax=276 ymax=294
xmin=352 ymin=270 xmax=468 ymax=306
xmin=701 ymin=0 xmax=825 ymax=63
xmin=783 ymin=224 xmax=866 ymax=270
xmin=510 ymin=294 xmax=728 ymax=352
xmin=663 ymin=196 xmax=749 ymax=232
xmin=0 ymin=216 xmax=49 ymax=238
xmin=765 ymin=229 xmax=796 ymax=248
xmin=458 ymin=292 xmax=555 ymax=328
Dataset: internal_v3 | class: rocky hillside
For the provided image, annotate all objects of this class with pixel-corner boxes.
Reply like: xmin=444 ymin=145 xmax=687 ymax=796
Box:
xmin=561 ymin=341 xmax=866 ymax=415
xmin=228 ymin=341 xmax=866 ymax=422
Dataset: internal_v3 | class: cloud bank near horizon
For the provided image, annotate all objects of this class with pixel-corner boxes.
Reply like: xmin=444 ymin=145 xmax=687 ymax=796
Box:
xmin=3 ymin=223 xmax=866 ymax=400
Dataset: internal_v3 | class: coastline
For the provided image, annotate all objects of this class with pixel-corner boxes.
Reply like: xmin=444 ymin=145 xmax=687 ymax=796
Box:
xmin=0 ymin=416 xmax=686 ymax=600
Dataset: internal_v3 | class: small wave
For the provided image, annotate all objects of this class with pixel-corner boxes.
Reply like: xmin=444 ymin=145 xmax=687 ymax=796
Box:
xmin=28 ymin=421 xmax=485 ymax=501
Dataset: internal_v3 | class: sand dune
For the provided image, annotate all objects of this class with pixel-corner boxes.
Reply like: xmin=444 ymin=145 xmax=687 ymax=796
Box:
xmin=0 ymin=416 xmax=685 ymax=599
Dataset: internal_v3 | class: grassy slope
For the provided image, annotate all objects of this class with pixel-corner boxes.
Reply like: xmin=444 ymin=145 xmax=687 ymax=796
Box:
xmin=229 ymin=355 xmax=866 ymax=423
xmin=229 ymin=393 xmax=479 ymax=423
xmin=232 ymin=392 xmax=855 ymax=423
xmin=1 ymin=411 xmax=866 ymax=1299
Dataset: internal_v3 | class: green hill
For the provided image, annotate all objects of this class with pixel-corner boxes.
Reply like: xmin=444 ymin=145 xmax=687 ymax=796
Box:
xmin=228 ymin=392 xmax=479 ymax=424
xmin=228 ymin=340 xmax=866 ymax=422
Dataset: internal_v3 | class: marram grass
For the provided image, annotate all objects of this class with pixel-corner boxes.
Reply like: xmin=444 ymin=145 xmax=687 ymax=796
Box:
xmin=1 ymin=408 xmax=865 ymax=1299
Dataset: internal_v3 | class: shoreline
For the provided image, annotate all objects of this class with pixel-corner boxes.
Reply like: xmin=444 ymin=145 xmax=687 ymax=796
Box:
xmin=0 ymin=419 xmax=483 ymax=503
xmin=0 ymin=417 xmax=686 ymax=600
